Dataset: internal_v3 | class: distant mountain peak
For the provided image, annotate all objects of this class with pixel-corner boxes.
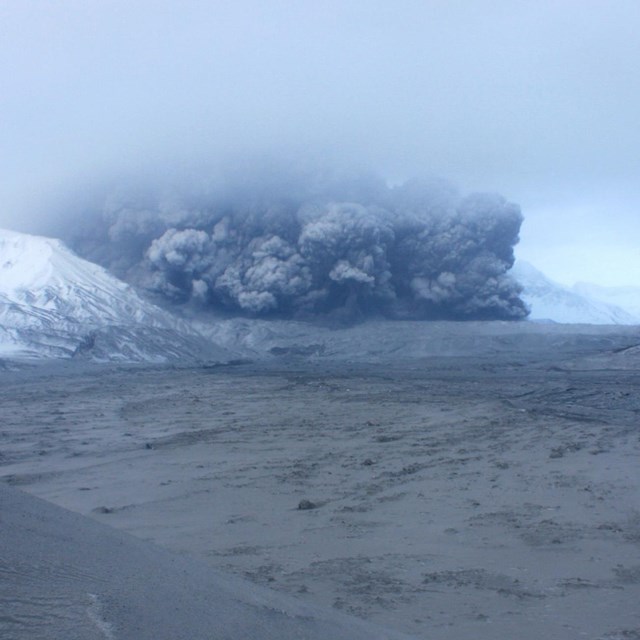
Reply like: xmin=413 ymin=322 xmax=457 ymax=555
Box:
xmin=512 ymin=260 xmax=640 ymax=325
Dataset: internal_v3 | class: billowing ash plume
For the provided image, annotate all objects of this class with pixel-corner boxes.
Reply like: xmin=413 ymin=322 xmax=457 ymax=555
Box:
xmin=59 ymin=168 xmax=528 ymax=320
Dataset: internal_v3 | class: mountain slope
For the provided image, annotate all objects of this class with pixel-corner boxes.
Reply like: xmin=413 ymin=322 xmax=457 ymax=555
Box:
xmin=573 ymin=282 xmax=640 ymax=319
xmin=0 ymin=229 xmax=231 ymax=361
xmin=512 ymin=260 xmax=640 ymax=325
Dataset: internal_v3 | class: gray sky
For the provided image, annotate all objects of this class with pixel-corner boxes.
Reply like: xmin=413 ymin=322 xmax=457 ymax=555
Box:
xmin=1 ymin=0 xmax=639 ymax=286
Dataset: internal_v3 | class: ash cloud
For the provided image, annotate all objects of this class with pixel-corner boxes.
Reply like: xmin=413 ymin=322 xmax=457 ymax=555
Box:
xmin=59 ymin=168 xmax=527 ymax=321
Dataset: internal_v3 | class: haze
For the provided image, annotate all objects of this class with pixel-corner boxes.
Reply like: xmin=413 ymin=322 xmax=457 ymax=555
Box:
xmin=1 ymin=1 xmax=639 ymax=286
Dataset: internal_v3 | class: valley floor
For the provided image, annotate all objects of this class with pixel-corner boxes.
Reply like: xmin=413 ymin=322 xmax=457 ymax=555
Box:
xmin=1 ymin=325 xmax=640 ymax=639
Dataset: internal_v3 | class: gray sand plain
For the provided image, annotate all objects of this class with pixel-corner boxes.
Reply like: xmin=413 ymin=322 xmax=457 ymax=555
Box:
xmin=1 ymin=321 xmax=640 ymax=639
xmin=0 ymin=484 xmax=412 ymax=640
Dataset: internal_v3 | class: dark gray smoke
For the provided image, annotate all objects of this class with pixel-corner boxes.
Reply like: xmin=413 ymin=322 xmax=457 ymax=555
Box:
xmin=59 ymin=168 xmax=528 ymax=321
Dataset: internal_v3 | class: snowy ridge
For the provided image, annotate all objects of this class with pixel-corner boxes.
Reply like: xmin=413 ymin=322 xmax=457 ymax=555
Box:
xmin=513 ymin=260 xmax=640 ymax=325
xmin=0 ymin=228 xmax=231 ymax=361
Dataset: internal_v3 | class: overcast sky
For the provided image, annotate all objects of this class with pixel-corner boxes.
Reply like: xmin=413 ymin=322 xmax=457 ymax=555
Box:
xmin=1 ymin=1 xmax=639 ymax=286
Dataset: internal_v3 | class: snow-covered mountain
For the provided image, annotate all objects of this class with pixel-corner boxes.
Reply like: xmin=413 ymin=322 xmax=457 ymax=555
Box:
xmin=513 ymin=260 xmax=640 ymax=325
xmin=573 ymin=282 xmax=640 ymax=319
xmin=0 ymin=229 xmax=231 ymax=361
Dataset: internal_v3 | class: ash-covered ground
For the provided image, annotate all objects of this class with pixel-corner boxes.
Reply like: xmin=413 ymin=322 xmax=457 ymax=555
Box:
xmin=1 ymin=321 xmax=640 ymax=639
